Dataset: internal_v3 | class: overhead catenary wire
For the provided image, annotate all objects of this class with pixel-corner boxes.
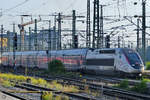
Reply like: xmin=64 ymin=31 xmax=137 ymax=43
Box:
xmin=27 ymin=0 xmax=50 ymax=14
xmin=0 ymin=0 xmax=148 ymax=40
xmin=3 ymin=0 xmax=30 ymax=13
xmin=0 ymin=0 xmax=30 ymax=24
xmin=63 ymin=0 xmax=77 ymax=13
xmin=117 ymin=0 xmax=121 ymax=18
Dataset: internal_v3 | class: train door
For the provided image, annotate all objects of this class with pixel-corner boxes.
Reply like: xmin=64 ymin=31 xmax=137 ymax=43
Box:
xmin=27 ymin=55 xmax=31 ymax=68
xmin=20 ymin=53 xmax=22 ymax=67
xmin=7 ymin=54 xmax=9 ymax=66
xmin=39 ymin=51 xmax=47 ymax=69
xmin=30 ymin=52 xmax=34 ymax=68
xmin=114 ymin=50 xmax=121 ymax=72
xmin=115 ymin=49 xmax=127 ymax=73
xmin=113 ymin=50 xmax=119 ymax=72
xmin=35 ymin=52 xmax=38 ymax=68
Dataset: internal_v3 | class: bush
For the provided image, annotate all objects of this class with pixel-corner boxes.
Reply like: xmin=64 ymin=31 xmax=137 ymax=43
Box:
xmin=48 ymin=60 xmax=65 ymax=74
xmin=131 ymin=80 xmax=148 ymax=93
xmin=118 ymin=79 xmax=129 ymax=89
xmin=2 ymin=80 xmax=14 ymax=87
xmin=146 ymin=62 xmax=150 ymax=70
xmin=143 ymin=78 xmax=150 ymax=82
xmin=42 ymin=92 xmax=54 ymax=100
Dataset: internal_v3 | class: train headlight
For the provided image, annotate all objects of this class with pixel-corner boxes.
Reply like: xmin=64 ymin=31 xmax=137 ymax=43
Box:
xmin=140 ymin=65 xmax=144 ymax=72
xmin=139 ymin=73 xmax=142 ymax=77
xmin=141 ymin=66 xmax=144 ymax=71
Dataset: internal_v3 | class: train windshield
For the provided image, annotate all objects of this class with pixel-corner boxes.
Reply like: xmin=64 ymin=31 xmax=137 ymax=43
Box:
xmin=123 ymin=49 xmax=142 ymax=69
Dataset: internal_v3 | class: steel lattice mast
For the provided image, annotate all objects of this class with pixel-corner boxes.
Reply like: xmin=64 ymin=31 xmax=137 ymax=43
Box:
xmin=93 ymin=0 xmax=100 ymax=48
xmin=86 ymin=0 xmax=91 ymax=48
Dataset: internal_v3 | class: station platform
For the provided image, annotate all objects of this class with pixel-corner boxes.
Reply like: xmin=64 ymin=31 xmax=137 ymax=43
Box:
xmin=0 ymin=92 xmax=20 ymax=100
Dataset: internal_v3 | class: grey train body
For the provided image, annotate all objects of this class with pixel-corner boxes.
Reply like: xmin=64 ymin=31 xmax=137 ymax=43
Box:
xmin=1 ymin=48 xmax=144 ymax=76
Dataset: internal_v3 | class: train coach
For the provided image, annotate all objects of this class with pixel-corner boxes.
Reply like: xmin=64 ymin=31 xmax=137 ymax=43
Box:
xmin=0 ymin=48 xmax=145 ymax=76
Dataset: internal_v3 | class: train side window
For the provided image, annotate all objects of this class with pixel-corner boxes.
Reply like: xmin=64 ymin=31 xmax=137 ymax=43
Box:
xmin=119 ymin=52 xmax=121 ymax=58
xmin=99 ymin=50 xmax=115 ymax=54
xmin=46 ymin=50 xmax=49 ymax=55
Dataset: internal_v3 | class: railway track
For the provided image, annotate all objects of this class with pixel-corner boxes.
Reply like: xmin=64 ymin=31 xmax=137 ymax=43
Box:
xmin=0 ymin=80 xmax=42 ymax=100
xmin=15 ymin=82 xmax=100 ymax=100
xmin=40 ymin=75 xmax=150 ymax=100
xmin=1 ymin=66 xmax=150 ymax=100
xmin=0 ymin=90 xmax=28 ymax=100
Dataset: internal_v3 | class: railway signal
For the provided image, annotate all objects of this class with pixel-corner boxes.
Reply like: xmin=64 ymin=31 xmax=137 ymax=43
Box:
xmin=74 ymin=35 xmax=78 ymax=48
xmin=13 ymin=33 xmax=17 ymax=50
xmin=106 ymin=35 xmax=110 ymax=48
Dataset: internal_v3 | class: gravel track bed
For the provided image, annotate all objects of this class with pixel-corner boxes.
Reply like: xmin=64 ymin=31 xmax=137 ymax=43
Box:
xmin=0 ymin=85 xmax=41 ymax=100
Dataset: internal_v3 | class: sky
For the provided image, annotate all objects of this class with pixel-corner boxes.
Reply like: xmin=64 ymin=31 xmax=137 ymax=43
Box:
xmin=0 ymin=0 xmax=139 ymax=29
xmin=0 ymin=0 xmax=150 ymax=48
xmin=0 ymin=0 xmax=87 ymax=24
xmin=0 ymin=0 xmax=91 ymax=36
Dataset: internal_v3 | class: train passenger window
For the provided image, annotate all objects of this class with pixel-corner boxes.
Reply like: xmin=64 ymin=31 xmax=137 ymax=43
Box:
xmin=119 ymin=52 xmax=121 ymax=58
xmin=99 ymin=50 xmax=115 ymax=54
xmin=86 ymin=59 xmax=114 ymax=66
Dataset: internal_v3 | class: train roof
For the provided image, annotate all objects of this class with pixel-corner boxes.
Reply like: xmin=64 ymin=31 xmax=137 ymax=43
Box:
xmin=95 ymin=48 xmax=128 ymax=50
xmin=2 ymin=48 xmax=89 ymax=56
xmin=2 ymin=48 xmax=137 ymax=56
xmin=2 ymin=51 xmax=46 ymax=56
xmin=49 ymin=48 xmax=88 ymax=56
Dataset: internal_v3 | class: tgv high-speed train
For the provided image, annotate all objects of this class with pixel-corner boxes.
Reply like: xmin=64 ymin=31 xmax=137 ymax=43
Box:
xmin=1 ymin=48 xmax=144 ymax=76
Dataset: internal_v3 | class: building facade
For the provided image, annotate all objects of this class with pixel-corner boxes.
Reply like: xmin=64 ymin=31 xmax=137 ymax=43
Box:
xmin=0 ymin=29 xmax=59 ymax=52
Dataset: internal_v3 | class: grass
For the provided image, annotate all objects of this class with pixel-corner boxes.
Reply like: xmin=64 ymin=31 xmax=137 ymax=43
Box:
xmin=0 ymin=72 xmax=72 ymax=100
xmin=115 ymin=79 xmax=148 ymax=94
xmin=0 ymin=73 xmax=27 ymax=82
xmin=143 ymin=78 xmax=150 ymax=82
xmin=0 ymin=73 xmax=101 ymax=98
xmin=0 ymin=73 xmax=79 ymax=93
xmin=1 ymin=80 xmax=15 ymax=87
xmin=46 ymin=80 xmax=79 ymax=93
xmin=42 ymin=91 xmax=69 ymax=100
xmin=118 ymin=79 xmax=129 ymax=89
xmin=146 ymin=62 xmax=150 ymax=70
xmin=42 ymin=92 xmax=54 ymax=100
xmin=130 ymin=80 xmax=148 ymax=93
xmin=114 ymin=79 xmax=129 ymax=90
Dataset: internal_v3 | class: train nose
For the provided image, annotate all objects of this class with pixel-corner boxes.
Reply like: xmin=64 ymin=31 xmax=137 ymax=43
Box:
xmin=132 ymin=63 xmax=144 ymax=73
xmin=140 ymin=65 xmax=144 ymax=72
xmin=137 ymin=64 xmax=144 ymax=73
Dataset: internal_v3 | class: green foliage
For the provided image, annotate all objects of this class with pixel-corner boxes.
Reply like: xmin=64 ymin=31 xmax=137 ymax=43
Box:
xmin=42 ymin=92 xmax=70 ymax=100
xmin=143 ymin=78 xmax=150 ymax=82
xmin=63 ymin=72 xmax=80 ymax=77
xmin=114 ymin=79 xmax=148 ymax=94
xmin=118 ymin=79 xmax=129 ymax=89
xmin=55 ymin=95 xmax=62 ymax=100
xmin=48 ymin=60 xmax=65 ymax=74
xmin=131 ymin=80 xmax=148 ymax=93
xmin=146 ymin=62 xmax=150 ymax=70
xmin=55 ymin=95 xmax=69 ymax=100
xmin=42 ymin=92 xmax=54 ymax=100
xmin=2 ymin=80 xmax=14 ymax=87
xmin=141 ymin=75 xmax=148 ymax=80
xmin=62 ymin=96 xmax=69 ymax=100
